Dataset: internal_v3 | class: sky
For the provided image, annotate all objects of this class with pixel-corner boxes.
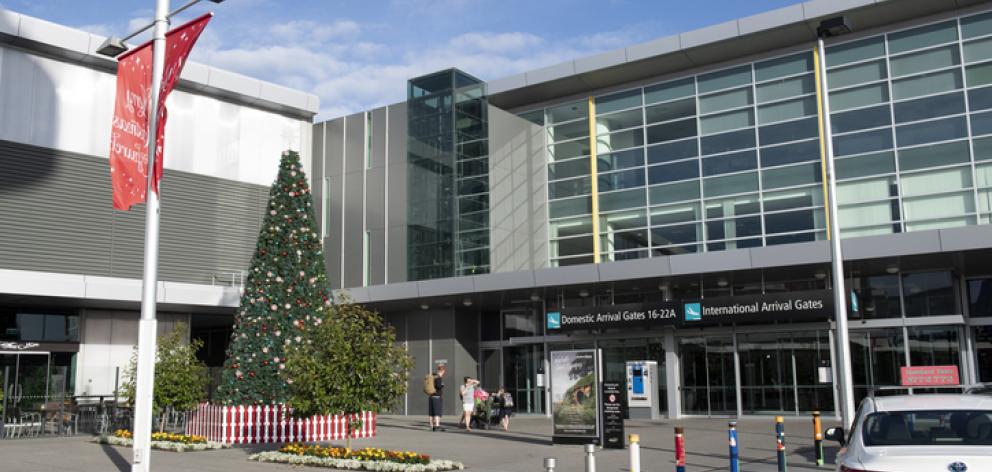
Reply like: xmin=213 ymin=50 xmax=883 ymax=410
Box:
xmin=2 ymin=0 xmax=804 ymax=119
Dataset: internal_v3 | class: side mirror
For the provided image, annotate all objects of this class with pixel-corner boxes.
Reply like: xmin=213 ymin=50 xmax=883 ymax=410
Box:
xmin=824 ymin=426 xmax=846 ymax=445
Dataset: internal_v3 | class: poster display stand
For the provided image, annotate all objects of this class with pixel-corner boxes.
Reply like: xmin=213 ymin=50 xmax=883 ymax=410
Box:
xmin=550 ymin=349 xmax=601 ymax=445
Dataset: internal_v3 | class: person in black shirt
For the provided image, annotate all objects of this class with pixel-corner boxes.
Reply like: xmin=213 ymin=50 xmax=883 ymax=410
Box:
xmin=428 ymin=364 xmax=446 ymax=431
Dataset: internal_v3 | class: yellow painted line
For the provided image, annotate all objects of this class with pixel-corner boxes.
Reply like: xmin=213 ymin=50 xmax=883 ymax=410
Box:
xmin=589 ymin=96 xmax=601 ymax=263
xmin=813 ymin=46 xmax=832 ymax=240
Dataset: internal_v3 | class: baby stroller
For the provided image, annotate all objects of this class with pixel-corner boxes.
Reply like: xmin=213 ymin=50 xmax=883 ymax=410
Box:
xmin=468 ymin=389 xmax=496 ymax=430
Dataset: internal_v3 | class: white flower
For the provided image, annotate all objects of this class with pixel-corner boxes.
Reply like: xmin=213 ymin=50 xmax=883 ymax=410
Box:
xmin=271 ymin=304 xmax=278 ymax=311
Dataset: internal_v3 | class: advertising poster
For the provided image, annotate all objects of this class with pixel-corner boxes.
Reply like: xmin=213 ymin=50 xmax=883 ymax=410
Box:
xmin=551 ymin=349 xmax=599 ymax=442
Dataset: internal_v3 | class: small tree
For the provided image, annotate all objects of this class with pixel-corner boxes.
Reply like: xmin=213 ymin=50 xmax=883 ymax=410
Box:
xmin=122 ymin=322 xmax=209 ymax=432
xmin=285 ymin=298 xmax=413 ymax=447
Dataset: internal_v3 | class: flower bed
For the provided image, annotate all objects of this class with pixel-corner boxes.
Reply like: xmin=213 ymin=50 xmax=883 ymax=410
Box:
xmin=94 ymin=429 xmax=229 ymax=452
xmin=248 ymin=444 xmax=464 ymax=471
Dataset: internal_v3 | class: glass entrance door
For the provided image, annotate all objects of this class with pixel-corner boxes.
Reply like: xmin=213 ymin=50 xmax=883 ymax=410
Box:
xmin=738 ymin=330 xmax=834 ymax=414
xmin=504 ymin=344 xmax=545 ymax=414
xmin=679 ymin=336 xmax=736 ymax=415
xmin=1 ymin=352 xmax=51 ymax=412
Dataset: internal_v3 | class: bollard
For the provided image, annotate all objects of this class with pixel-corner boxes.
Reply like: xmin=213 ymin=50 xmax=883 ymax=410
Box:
xmin=728 ymin=421 xmax=739 ymax=472
xmin=812 ymin=411 xmax=824 ymax=467
xmin=585 ymin=443 xmax=597 ymax=472
xmin=674 ymin=425 xmax=686 ymax=472
xmin=544 ymin=457 xmax=557 ymax=472
xmin=775 ymin=416 xmax=787 ymax=472
xmin=629 ymin=434 xmax=641 ymax=472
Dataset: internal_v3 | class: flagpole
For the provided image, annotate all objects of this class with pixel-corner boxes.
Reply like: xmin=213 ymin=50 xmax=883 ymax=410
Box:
xmin=132 ymin=0 xmax=168 ymax=470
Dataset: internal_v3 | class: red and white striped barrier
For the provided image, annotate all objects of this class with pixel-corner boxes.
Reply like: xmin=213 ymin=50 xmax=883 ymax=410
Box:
xmin=185 ymin=403 xmax=376 ymax=444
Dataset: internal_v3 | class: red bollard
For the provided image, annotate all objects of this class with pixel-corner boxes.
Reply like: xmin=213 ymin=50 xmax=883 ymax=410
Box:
xmin=675 ymin=425 xmax=686 ymax=472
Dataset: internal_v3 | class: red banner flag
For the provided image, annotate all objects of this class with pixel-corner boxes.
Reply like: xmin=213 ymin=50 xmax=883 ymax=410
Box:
xmin=109 ymin=13 xmax=212 ymax=210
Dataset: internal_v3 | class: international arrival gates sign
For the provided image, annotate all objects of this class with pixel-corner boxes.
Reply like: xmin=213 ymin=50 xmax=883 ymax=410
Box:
xmin=108 ymin=13 xmax=212 ymax=210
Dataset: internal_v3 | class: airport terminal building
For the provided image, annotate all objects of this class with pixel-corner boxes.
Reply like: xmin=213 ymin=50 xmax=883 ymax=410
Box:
xmin=314 ymin=0 xmax=992 ymax=418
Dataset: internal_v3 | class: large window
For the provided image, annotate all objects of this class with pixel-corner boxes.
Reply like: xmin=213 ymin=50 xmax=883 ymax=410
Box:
xmin=0 ymin=311 xmax=79 ymax=342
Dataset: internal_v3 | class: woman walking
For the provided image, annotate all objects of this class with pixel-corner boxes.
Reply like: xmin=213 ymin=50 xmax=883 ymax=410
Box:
xmin=493 ymin=387 xmax=514 ymax=431
xmin=459 ymin=377 xmax=478 ymax=431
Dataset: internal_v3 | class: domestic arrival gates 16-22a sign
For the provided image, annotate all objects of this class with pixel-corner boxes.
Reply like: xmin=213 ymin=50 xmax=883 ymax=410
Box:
xmin=546 ymin=290 xmax=834 ymax=332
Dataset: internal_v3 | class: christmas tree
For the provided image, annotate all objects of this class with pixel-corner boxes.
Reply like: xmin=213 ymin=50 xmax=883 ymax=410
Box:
xmin=216 ymin=150 xmax=331 ymax=405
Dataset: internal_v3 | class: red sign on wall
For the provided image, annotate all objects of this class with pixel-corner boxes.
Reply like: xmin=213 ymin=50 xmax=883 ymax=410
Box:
xmin=900 ymin=365 xmax=960 ymax=387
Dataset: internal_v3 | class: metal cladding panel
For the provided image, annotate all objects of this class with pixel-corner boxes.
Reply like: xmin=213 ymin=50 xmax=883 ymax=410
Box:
xmin=367 ymin=166 xmax=386 ymax=230
xmin=326 ymin=173 xmax=344 ymax=289
xmin=371 ymin=107 xmax=387 ymax=169
xmin=325 ymin=118 xmax=345 ymax=178
xmin=0 ymin=140 xmax=267 ymax=285
xmin=345 ymin=113 xmax=365 ymax=175
xmin=311 ymin=122 xmax=325 ymax=248
xmin=387 ymin=224 xmax=407 ymax=285
xmin=342 ymin=171 xmax=364 ymax=288
xmin=386 ymin=102 xmax=408 ymax=284
xmin=370 ymin=227 xmax=386 ymax=286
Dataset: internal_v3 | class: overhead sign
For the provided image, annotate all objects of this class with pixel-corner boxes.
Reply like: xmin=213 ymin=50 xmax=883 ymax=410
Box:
xmin=900 ymin=365 xmax=960 ymax=387
xmin=547 ymin=290 xmax=834 ymax=332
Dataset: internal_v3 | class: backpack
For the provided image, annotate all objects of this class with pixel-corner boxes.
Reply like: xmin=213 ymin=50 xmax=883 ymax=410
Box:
xmin=423 ymin=374 xmax=436 ymax=396
xmin=503 ymin=393 xmax=514 ymax=408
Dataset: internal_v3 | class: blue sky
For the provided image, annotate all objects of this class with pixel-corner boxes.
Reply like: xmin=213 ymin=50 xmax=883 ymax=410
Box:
xmin=3 ymin=0 xmax=803 ymax=118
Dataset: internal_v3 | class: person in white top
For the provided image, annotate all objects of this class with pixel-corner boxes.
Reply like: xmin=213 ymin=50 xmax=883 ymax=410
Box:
xmin=459 ymin=377 xmax=478 ymax=432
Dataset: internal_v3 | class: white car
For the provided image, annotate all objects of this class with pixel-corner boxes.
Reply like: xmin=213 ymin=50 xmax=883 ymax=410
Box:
xmin=825 ymin=394 xmax=992 ymax=472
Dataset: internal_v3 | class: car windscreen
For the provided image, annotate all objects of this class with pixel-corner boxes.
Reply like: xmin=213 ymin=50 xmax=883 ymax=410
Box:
xmin=863 ymin=410 xmax=992 ymax=446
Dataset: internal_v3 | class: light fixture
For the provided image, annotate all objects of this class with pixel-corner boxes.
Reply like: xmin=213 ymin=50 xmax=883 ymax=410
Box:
xmin=885 ymin=264 xmax=899 ymax=274
xmin=462 ymin=298 xmax=473 ymax=307
xmin=658 ymin=282 xmax=669 ymax=291
xmin=817 ymin=16 xmax=852 ymax=38
xmin=814 ymin=270 xmax=827 ymax=280
xmin=96 ymin=36 xmax=129 ymax=57
xmin=717 ymin=277 xmax=728 ymax=288
xmin=420 ymin=303 xmax=429 ymax=310
xmin=529 ymin=292 xmax=541 ymax=302
xmin=578 ymin=289 xmax=590 ymax=298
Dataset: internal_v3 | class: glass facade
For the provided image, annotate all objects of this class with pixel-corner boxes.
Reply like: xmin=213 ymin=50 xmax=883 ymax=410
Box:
xmin=407 ymin=69 xmax=490 ymax=280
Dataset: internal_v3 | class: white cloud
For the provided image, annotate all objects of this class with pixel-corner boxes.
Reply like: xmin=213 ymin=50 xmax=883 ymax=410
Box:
xmin=75 ymin=23 xmax=112 ymax=37
xmin=270 ymin=20 xmax=361 ymax=44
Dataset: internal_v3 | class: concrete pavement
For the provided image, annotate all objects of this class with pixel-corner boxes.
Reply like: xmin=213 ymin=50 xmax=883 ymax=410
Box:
xmin=0 ymin=414 xmax=842 ymax=471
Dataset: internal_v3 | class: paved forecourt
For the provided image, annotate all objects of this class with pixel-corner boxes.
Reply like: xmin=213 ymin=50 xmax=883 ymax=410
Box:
xmin=0 ymin=415 xmax=840 ymax=472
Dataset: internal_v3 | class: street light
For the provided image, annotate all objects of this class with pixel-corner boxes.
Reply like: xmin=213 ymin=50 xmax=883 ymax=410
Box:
xmin=95 ymin=0 xmax=224 ymax=58
xmin=815 ymin=16 xmax=857 ymax=428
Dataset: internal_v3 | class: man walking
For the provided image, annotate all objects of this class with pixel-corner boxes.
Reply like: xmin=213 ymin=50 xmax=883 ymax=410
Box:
xmin=426 ymin=363 xmax=446 ymax=431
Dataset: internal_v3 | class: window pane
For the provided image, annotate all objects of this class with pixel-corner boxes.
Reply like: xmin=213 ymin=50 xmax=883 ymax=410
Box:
xmin=705 ymin=193 xmax=760 ymax=218
xmin=831 ymin=105 xmax=891 ymax=134
xmin=706 ymin=216 xmax=762 ymax=239
xmin=597 ymin=109 xmax=642 ymax=135
xmin=962 ymin=11 xmax=992 ymax=39
xmin=596 ymin=89 xmax=642 ymax=115
xmin=549 ymin=196 xmax=591 ymax=218
xmin=650 ymin=201 xmax=700 ymax=225
xmin=598 ymin=147 xmax=644 ymax=172
xmin=901 ymin=166 xmax=973 ymax=196
xmin=647 ymin=138 xmax=698 ymax=164
xmin=700 ymin=109 xmax=754 ymax=134
xmin=836 ymin=151 xmax=895 ymax=180
xmin=977 ymin=136 xmax=992 ymax=161
xmin=553 ymin=236 xmax=594 ymax=257
xmin=602 ymin=229 xmax=650 ymax=251
xmin=888 ymin=45 xmax=960 ymax=77
xmin=548 ymin=119 xmax=588 ymax=142
xmin=698 ymin=65 xmax=751 ymax=94
xmin=759 ymin=117 xmax=818 ymax=146
xmin=969 ymin=87 xmax=992 ymax=112
xmin=895 ymin=116 xmax=968 ymax=147
xmin=828 ymin=60 xmax=887 ymax=89
xmin=756 ymin=74 xmax=815 ymax=103
xmin=649 ymin=180 xmax=700 ymax=205
xmin=837 ymin=176 xmax=896 ymax=205
xmin=972 ymin=110 xmax=992 ymax=136
xmin=964 ymin=36 xmax=992 ymax=63
xmin=549 ymin=139 xmax=590 ymax=161
xmin=893 ymin=92 xmax=965 ymax=123
xmin=644 ymin=77 xmax=694 ymax=104
xmin=549 ymin=177 xmax=591 ymax=199
xmin=599 ymin=188 xmax=646 ymax=212
xmin=839 ymin=200 xmax=896 ymax=230
xmin=902 ymin=272 xmax=956 ymax=317
xmin=887 ymin=21 xmax=957 ymax=54
xmin=646 ymin=118 xmax=696 ymax=144
xmin=969 ymin=278 xmax=992 ymax=316
xmin=598 ymin=168 xmax=645 ymax=192
xmin=765 ymin=208 xmax=821 ymax=234
xmin=755 ymin=52 xmax=812 ymax=82
xmin=902 ymin=191 xmax=975 ymax=222
xmin=703 ymin=172 xmax=758 ymax=197
xmin=834 ymin=129 xmax=894 ymax=156
xmin=699 ymin=87 xmax=752 ymax=114
xmin=762 ymin=162 xmax=822 ymax=190
xmin=757 ymin=96 xmax=816 ymax=124
xmin=978 ymin=162 xmax=992 ymax=186
xmin=600 ymin=209 xmax=647 ymax=231
xmin=550 ymin=217 xmax=593 ymax=238
xmin=701 ymin=128 xmax=755 ymax=155
xmin=702 ymin=150 xmax=757 ymax=176
xmin=648 ymin=160 xmax=699 ymax=184
xmin=763 ymin=186 xmax=824 ymax=212
xmin=851 ymin=275 xmax=901 ymax=319
xmin=829 ymin=83 xmax=889 ymax=112
xmin=597 ymin=128 xmax=644 ymax=153
xmin=549 ymin=157 xmax=590 ymax=180
xmin=892 ymin=69 xmax=962 ymax=100
xmin=826 ymin=36 xmax=885 ymax=67
xmin=547 ymin=100 xmax=588 ymax=124
xmin=518 ymin=109 xmax=544 ymax=126
xmin=651 ymin=223 xmax=702 ymax=245
xmin=645 ymin=98 xmax=695 ymax=124
xmin=897 ymin=140 xmax=970 ymax=171
xmin=760 ymin=139 xmax=820 ymax=167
